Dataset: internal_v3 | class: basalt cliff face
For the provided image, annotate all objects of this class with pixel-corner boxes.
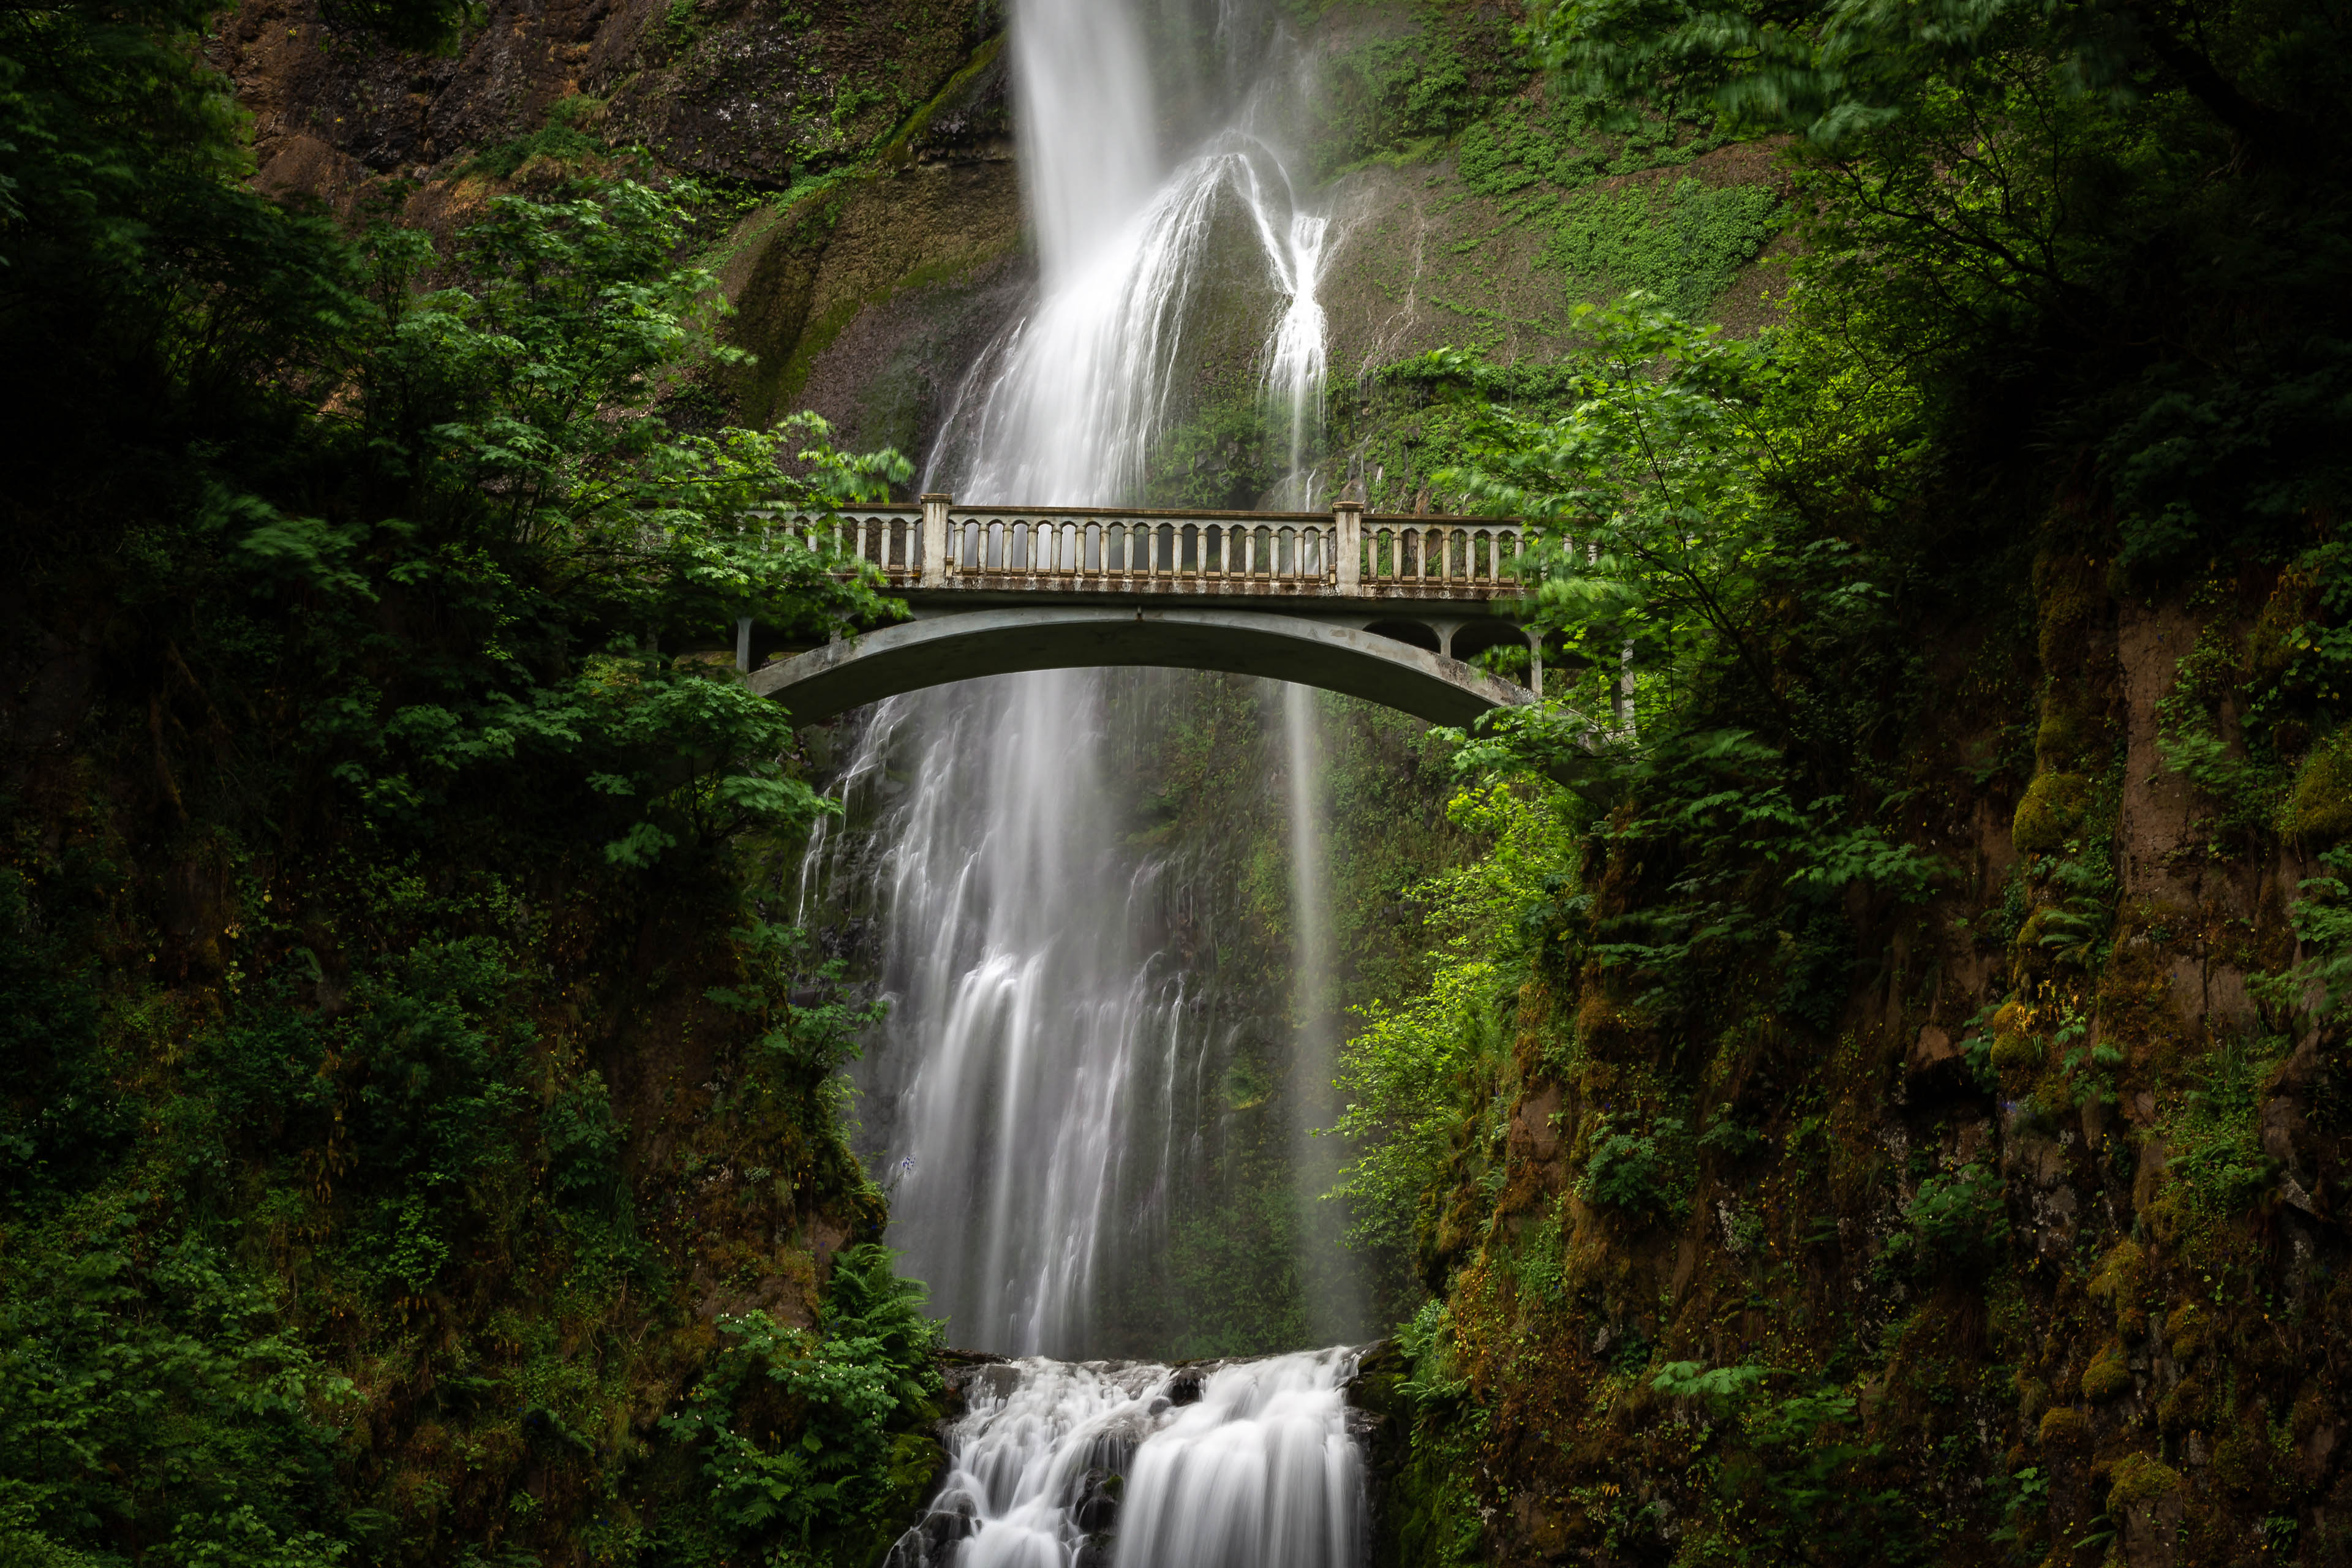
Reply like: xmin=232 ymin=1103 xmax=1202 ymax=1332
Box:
xmin=211 ymin=0 xmax=1027 ymax=464
xmin=1348 ymin=538 xmax=2352 ymax=1567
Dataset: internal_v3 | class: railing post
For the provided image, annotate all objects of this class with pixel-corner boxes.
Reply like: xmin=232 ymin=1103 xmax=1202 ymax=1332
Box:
xmin=920 ymin=492 xmax=950 ymax=586
xmin=736 ymin=616 xmax=752 ymax=673
xmin=1333 ymin=499 xmax=1362 ymax=595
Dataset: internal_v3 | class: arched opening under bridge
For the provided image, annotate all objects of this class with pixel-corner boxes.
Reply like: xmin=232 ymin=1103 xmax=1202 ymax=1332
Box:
xmin=749 ymin=605 xmax=1538 ymax=731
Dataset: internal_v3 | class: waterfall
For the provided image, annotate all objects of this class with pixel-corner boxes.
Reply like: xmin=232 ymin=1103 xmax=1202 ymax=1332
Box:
xmin=802 ymin=680 xmax=1215 ymax=1358
xmin=887 ymin=1350 xmax=1365 ymax=1568
xmin=1281 ymin=685 xmax=1359 ymax=1346
xmin=809 ymin=0 xmax=1373 ymax=1556
xmin=923 ymin=134 xmax=1332 ymax=505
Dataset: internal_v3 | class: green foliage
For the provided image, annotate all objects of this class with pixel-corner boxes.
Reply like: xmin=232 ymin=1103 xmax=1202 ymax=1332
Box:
xmin=1442 ymin=296 xmax=1910 ymax=746
xmin=1576 ymin=1112 xmax=1691 ymax=1221
xmin=2252 ymin=846 xmax=2352 ymax=1025
xmin=0 ymin=0 xmax=924 ymax=1555
xmin=1540 ymin=178 xmax=1784 ymax=317
xmin=2167 ymin=1033 xmax=2290 ymax=1216
xmin=1332 ymin=961 xmax=1511 ymax=1255
xmin=1878 ymin=1163 xmax=2007 ymax=1281
xmin=1651 ymin=1360 xmax=1911 ymax=1561
xmin=1393 ymin=1298 xmax=1473 ymax=1411
xmin=460 ymin=97 xmax=609 ymax=181
xmin=1531 ymin=0 xmax=2352 ymax=577
xmin=0 ymin=1212 xmax=356 ymax=1567
xmin=0 ymin=873 xmax=121 ymax=1212
xmin=339 ymin=941 xmax=533 ymax=1297
xmin=661 ymin=1246 xmax=943 ymax=1563
xmin=1330 ymin=780 xmax=1571 ymax=1267
xmin=1305 ymin=7 xmax=1521 ymax=175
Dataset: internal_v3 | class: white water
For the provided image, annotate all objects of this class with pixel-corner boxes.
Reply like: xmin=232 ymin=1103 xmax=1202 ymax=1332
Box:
xmin=800 ymin=679 xmax=1219 ymax=1357
xmin=1281 ymin=684 xmax=1358 ymax=1345
xmin=886 ymin=1350 xmax=1365 ymax=1568
xmin=815 ymin=0 xmax=1373 ymax=1559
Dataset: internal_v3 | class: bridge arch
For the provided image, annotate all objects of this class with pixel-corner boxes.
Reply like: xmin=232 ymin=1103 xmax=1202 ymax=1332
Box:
xmin=749 ymin=606 xmax=1537 ymax=729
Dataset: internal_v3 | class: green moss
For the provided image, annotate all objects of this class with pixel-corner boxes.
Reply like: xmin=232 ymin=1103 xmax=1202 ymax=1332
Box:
xmin=2106 ymin=1451 xmax=2184 ymax=1510
xmin=1539 ymin=178 xmax=1784 ymax=318
xmin=2081 ymin=1341 xmax=2134 ymax=1401
xmin=2087 ymin=1238 xmax=2148 ymax=1338
xmin=2015 ymin=1374 xmax=2051 ymax=1425
xmin=2166 ymin=1300 xmax=2208 ymax=1362
xmin=2012 ymin=769 xmax=2091 ymax=853
xmin=1989 ymin=1028 xmax=2043 ymax=1072
xmin=2288 ymin=729 xmax=2352 ymax=843
xmin=2038 ymin=1406 xmax=2090 ymax=1449
xmin=2157 ymin=1374 xmax=2212 ymax=1433
xmin=2035 ymin=705 xmax=2094 ymax=769
xmin=873 ymin=31 xmax=1006 ymax=168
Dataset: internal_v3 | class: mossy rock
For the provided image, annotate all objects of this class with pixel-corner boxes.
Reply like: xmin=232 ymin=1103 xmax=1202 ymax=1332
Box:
xmin=2035 ymin=706 xmax=2095 ymax=770
xmin=2013 ymin=769 xmax=2092 ymax=854
xmin=2038 ymin=1405 xmax=2090 ymax=1450
xmin=2081 ymin=1341 xmax=2134 ymax=1402
xmin=1990 ymin=1030 xmax=2044 ymax=1073
xmin=2157 ymin=1374 xmax=2211 ymax=1434
xmin=2287 ymin=731 xmax=2352 ymax=844
xmin=2086 ymin=1238 xmax=2147 ymax=1336
xmin=2015 ymin=1374 xmax=2051 ymax=1425
xmin=2106 ymin=1451 xmax=2184 ymax=1513
xmin=2163 ymin=1300 xmax=2206 ymax=1361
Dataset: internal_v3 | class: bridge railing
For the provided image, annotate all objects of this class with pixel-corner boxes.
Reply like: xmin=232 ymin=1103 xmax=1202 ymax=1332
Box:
xmin=750 ymin=497 xmax=1534 ymax=598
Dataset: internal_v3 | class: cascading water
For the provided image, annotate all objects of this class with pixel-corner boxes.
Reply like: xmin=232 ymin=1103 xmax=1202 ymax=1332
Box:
xmin=887 ymin=1350 xmax=1366 ymax=1568
xmin=805 ymin=0 xmax=1374 ymax=1559
xmin=801 ymin=679 xmax=1221 ymax=1358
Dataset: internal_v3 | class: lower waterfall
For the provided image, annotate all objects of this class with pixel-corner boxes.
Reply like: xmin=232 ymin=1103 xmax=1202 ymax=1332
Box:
xmin=887 ymin=1349 xmax=1366 ymax=1568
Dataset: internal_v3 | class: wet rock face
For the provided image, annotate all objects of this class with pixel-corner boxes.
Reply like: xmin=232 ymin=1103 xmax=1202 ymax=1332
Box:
xmin=1070 ymin=1465 xmax=1123 ymax=1531
xmin=212 ymin=0 xmax=1001 ymax=205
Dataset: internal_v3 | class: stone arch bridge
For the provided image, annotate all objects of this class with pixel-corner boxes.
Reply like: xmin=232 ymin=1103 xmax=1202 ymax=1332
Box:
xmin=744 ymin=495 xmax=1544 ymax=729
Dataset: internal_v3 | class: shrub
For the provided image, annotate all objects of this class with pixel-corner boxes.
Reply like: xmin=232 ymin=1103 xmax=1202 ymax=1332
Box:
xmin=662 ymin=1246 xmax=944 ymax=1563
xmin=1880 ymin=1162 xmax=2007 ymax=1280
xmin=1576 ymin=1113 xmax=1691 ymax=1223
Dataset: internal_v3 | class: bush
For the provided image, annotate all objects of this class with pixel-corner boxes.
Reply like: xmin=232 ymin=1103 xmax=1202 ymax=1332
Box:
xmin=1577 ymin=1114 xmax=1690 ymax=1222
xmin=1880 ymin=1163 xmax=2007 ymax=1280
xmin=662 ymin=1246 xmax=944 ymax=1564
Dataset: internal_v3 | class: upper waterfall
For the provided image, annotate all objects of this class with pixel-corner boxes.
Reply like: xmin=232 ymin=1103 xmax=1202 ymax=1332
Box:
xmin=1008 ymin=0 xmax=1159 ymax=287
xmin=816 ymin=0 xmax=1360 ymax=1360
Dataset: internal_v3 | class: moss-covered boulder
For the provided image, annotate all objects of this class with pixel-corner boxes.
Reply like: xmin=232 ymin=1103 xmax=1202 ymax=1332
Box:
xmin=2038 ymin=1406 xmax=2090 ymax=1450
xmin=2013 ymin=769 xmax=2092 ymax=853
xmin=2287 ymin=730 xmax=2352 ymax=843
xmin=2081 ymin=1340 xmax=2134 ymax=1402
